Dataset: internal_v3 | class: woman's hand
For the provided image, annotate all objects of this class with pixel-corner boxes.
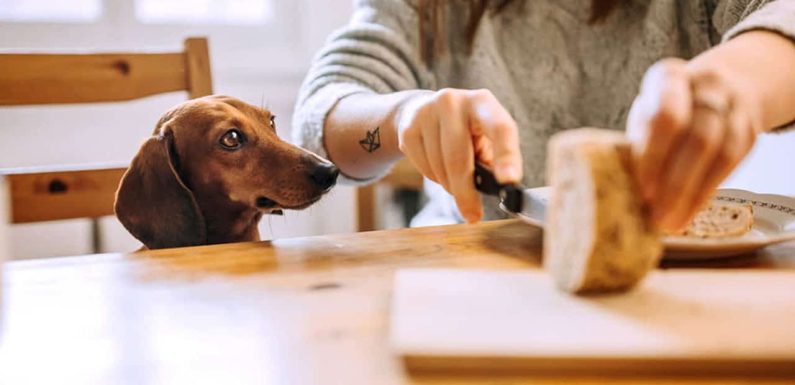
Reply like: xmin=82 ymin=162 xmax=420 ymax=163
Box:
xmin=396 ymin=88 xmax=523 ymax=223
xmin=627 ymin=58 xmax=762 ymax=232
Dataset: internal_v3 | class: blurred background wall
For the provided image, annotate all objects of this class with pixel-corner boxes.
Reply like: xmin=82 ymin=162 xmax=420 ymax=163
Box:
xmin=0 ymin=0 xmax=792 ymax=259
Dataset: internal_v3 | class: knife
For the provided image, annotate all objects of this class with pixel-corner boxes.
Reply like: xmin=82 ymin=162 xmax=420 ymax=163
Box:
xmin=473 ymin=162 xmax=547 ymax=224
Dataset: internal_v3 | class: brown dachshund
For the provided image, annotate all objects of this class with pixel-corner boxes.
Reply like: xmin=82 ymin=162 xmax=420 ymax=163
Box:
xmin=115 ymin=95 xmax=339 ymax=249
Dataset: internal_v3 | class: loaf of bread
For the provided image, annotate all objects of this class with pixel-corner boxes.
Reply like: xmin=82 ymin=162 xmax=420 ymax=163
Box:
xmin=544 ymin=128 xmax=662 ymax=294
xmin=670 ymin=201 xmax=754 ymax=238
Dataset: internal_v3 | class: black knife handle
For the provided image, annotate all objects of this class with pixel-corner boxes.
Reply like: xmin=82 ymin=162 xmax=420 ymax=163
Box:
xmin=474 ymin=162 xmax=502 ymax=195
xmin=500 ymin=185 xmax=523 ymax=213
xmin=473 ymin=162 xmax=523 ymax=213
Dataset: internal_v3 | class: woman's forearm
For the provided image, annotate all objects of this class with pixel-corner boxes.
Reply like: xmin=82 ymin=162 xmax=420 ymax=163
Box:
xmin=687 ymin=30 xmax=795 ymax=131
xmin=324 ymin=90 xmax=431 ymax=180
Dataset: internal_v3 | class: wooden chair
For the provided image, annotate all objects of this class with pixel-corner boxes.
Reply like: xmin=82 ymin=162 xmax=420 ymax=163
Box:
xmin=0 ymin=37 xmax=212 ymax=254
xmin=356 ymin=158 xmax=424 ymax=231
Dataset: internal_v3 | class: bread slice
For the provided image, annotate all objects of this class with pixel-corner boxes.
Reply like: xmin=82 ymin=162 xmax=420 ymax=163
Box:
xmin=671 ymin=201 xmax=753 ymax=238
xmin=545 ymin=128 xmax=662 ymax=294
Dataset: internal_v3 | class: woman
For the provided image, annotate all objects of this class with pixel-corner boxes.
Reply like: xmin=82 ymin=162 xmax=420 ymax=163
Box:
xmin=293 ymin=0 xmax=795 ymax=231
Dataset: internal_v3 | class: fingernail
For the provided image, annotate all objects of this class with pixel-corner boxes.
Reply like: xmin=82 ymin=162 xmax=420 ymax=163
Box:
xmin=465 ymin=209 xmax=482 ymax=223
xmin=495 ymin=163 xmax=520 ymax=183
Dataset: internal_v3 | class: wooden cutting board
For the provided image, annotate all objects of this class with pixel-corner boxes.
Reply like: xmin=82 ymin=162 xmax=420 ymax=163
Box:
xmin=390 ymin=269 xmax=795 ymax=376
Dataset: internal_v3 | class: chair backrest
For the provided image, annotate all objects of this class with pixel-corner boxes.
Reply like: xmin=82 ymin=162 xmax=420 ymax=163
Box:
xmin=0 ymin=37 xmax=211 ymax=105
xmin=0 ymin=37 xmax=213 ymax=225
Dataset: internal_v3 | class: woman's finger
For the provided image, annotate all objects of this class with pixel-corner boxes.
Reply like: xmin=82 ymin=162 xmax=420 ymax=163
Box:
xmin=467 ymin=89 xmax=523 ymax=183
xmin=422 ymin=93 xmax=451 ymax=191
xmin=631 ymin=58 xmax=691 ymax=202
xmin=654 ymin=94 xmax=726 ymax=231
xmin=440 ymin=94 xmax=481 ymax=223
xmin=473 ymin=134 xmax=494 ymax=168
xmin=398 ymin=106 xmax=439 ymax=185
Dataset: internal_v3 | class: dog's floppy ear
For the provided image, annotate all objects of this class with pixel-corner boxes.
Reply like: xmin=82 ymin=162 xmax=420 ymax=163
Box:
xmin=115 ymin=129 xmax=206 ymax=249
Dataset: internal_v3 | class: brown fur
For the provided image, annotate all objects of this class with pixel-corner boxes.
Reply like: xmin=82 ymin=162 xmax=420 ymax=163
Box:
xmin=115 ymin=95 xmax=338 ymax=249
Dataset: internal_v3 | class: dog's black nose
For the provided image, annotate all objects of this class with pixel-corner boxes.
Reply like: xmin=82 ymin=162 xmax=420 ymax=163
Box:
xmin=310 ymin=163 xmax=339 ymax=190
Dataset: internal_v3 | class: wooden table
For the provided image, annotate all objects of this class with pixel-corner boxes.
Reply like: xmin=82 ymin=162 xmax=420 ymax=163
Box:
xmin=2 ymin=219 xmax=794 ymax=384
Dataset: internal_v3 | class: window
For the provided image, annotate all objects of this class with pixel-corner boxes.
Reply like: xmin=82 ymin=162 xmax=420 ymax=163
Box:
xmin=135 ymin=0 xmax=272 ymax=25
xmin=0 ymin=0 xmax=272 ymax=25
xmin=0 ymin=0 xmax=101 ymax=22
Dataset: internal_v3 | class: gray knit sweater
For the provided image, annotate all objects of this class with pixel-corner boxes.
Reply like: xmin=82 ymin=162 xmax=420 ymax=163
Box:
xmin=293 ymin=0 xmax=795 ymax=224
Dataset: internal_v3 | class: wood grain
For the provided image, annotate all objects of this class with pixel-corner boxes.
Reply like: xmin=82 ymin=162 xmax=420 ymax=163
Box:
xmin=1 ymin=220 xmax=793 ymax=384
xmin=0 ymin=52 xmax=187 ymax=105
xmin=357 ymin=184 xmax=377 ymax=231
xmin=184 ymin=37 xmax=213 ymax=99
xmin=0 ymin=37 xmax=213 ymax=105
xmin=392 ymin=269 xmax=795 ymax=376
xmin=4 ymin=166 xmax=127 ymax=223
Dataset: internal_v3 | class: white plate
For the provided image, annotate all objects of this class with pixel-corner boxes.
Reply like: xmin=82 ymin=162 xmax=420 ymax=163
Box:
xmin=504 ymin=187 xmax=795 ymax=260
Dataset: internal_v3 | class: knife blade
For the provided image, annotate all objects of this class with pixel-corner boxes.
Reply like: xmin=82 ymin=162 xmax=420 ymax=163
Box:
xmin=473 ymin=162 xmax=547 ymax=224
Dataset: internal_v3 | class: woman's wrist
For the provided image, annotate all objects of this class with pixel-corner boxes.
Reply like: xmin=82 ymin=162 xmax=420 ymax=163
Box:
xmin=686 ymin=30 xmax=795 ymax=133
xmin=324 ymin=91 xmax=429 ymax=180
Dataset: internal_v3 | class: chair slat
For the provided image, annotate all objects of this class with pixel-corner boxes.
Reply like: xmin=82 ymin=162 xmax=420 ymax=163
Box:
xmin=185 ymin=38 xmax=213 ymax=99
xmin=0 ymin=53 xmax=187 ymax=105
xmin=7 ymin=167 xmax=127 ymax=223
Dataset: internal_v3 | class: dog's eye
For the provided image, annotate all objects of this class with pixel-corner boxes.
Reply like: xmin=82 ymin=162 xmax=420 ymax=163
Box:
xmin=269 ymin=115 xmax=276 ymax=130
xmin=219 ymin=129 xmax=245 ymax=150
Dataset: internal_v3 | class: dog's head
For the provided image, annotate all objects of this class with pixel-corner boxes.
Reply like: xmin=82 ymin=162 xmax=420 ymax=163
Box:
xmin=115 ymin=95 xmax=338 ymax=249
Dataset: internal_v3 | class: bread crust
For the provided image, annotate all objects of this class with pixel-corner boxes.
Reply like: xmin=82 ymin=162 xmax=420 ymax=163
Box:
xmin=545 ymin=129 xmax=662 ymax=294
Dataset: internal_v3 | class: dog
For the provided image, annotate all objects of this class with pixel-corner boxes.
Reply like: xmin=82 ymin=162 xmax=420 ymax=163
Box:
xmin=115 ymin=95 xmax=339 ymax=249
